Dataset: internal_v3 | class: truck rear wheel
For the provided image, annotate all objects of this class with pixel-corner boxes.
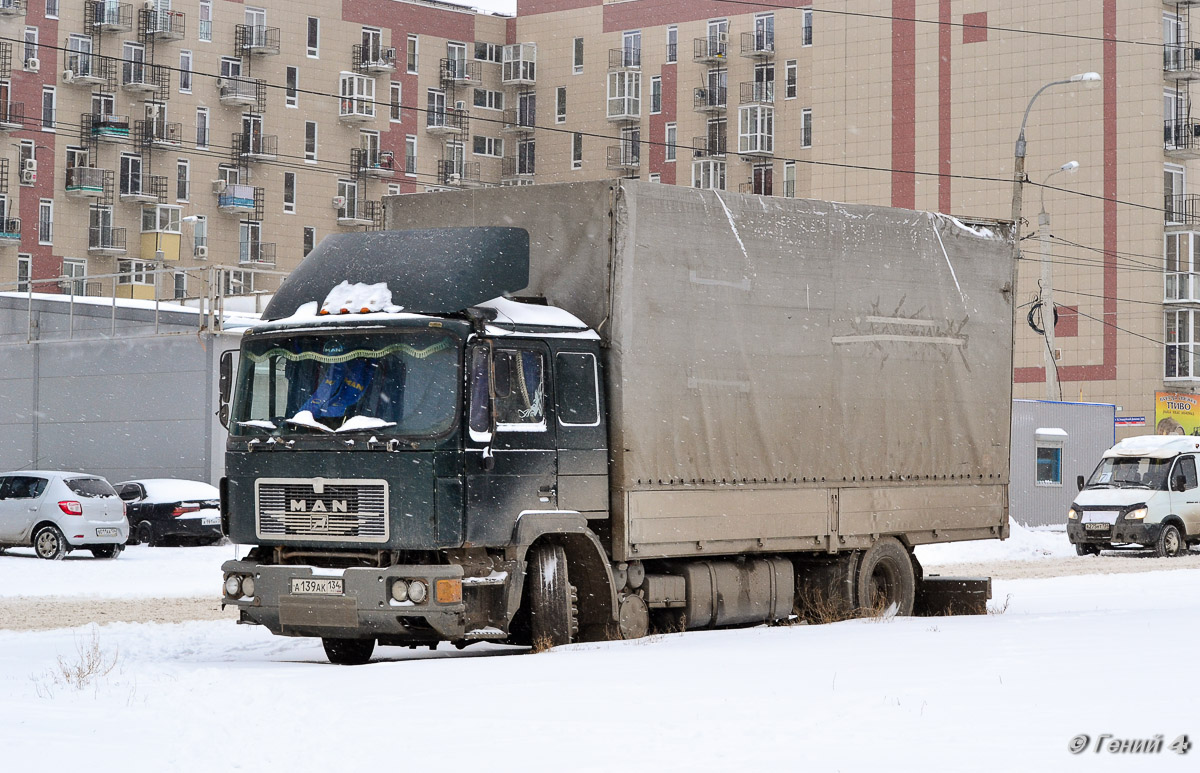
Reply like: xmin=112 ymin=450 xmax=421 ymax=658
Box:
xmin=322 ymin=637 xmax=375 ymax=665
xmin=855 ymin=537 xmax=916 ymax=616
xmin=527 ymin=544 xmax=578 ymax=649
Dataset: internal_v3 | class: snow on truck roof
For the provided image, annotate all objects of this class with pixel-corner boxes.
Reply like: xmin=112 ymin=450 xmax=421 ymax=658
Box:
xmin=1104 ymin=435 xmax=1200 ymax=458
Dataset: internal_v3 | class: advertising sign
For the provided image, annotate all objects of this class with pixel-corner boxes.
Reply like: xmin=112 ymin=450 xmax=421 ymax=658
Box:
xmin=1154 ymin=392 xmax=1200 ymax=435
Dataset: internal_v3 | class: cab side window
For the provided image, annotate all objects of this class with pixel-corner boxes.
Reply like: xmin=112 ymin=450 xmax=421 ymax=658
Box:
xmin=1177 ymin=456 xmax=1198 ymax=490
xmin=493 ymin=349 xmax=545 ymax=430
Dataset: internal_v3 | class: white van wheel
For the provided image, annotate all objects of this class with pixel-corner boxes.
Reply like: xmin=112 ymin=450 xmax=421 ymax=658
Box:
xmin=1155 ymin=524 xmax=1184 ymax=558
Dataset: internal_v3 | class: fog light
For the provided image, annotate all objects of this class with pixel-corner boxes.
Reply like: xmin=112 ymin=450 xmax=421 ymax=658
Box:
xmin=224 ymin=575 xmax=243 ymax=598
xmin=435 ymin=579 xmax=462 ymax=604
xmin=391 ymin=579 xmax=409 ymax=603
xmin=407 ymin=579 xmax=428 ymax=604
xmin=242 ymin=576 xmax=256 ymax=597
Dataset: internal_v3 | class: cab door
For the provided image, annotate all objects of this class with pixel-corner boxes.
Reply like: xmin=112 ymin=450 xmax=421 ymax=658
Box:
xmin=464 ymin=341 xmax=557 ymax=545
xmin=1169 ymin=454 xmax=1200 ymax=537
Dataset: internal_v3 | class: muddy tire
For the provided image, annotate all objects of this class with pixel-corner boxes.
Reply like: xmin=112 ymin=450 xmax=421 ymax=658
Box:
xmin=33 ymin=525 xmax=68 ymax=560
xmin=91 ymin=544 xmax=123 ymax=559
xmin=1155 ymin=524 xmax=1184 ymax=558
xmin=1075 ymin=543 xmax=1100 ymax=557
xmin=137 ymin=522 xmax=156 ymax=547
xmin=527 ymin=544 xmax=578 ymax=649
xmin=322 ymin=637 xmax=375 ymax=665
xmin=855 ymin=537 xmax=916 ymax=616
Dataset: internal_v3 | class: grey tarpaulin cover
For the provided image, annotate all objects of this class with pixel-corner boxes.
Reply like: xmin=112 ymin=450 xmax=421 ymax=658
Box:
xmin=386 ymin=180 xmax=1013 ymax=484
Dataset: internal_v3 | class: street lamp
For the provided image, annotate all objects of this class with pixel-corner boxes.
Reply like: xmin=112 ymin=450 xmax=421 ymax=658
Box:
xmin=1038 ymin=160 xmax=1080 ymax=400
xmin=1008 ymin=71 xmax=1100 ymax=388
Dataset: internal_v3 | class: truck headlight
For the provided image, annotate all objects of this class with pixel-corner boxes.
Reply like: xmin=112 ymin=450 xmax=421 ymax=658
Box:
xmin=1125 ymin=507 xmax=1148 ymax=520
xmin=1068 ymin=507 xmax=1080 ymax=520
xmin=391 ymin=580 xmax=409 ymax=603
xmin=224 ymin=575 xmax=243 ymax=598
xmin=242 ymin=576 xmax=256 ymax=598
xmin=407 ymin=579 xmax=428 ymax=604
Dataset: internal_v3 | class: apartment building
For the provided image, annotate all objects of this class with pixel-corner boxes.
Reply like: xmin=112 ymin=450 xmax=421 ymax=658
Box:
xmin=0 ymin=0 xmax=1194 ymax=432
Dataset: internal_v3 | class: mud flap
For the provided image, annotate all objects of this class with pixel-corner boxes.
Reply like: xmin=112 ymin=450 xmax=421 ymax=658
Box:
xmin=912 ymin=575 xmax=991 ymax=616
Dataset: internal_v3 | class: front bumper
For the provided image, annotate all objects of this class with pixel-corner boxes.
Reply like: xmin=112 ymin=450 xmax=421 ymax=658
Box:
xmin=221 ymin=560 xmax=467 ymax=642
xmin=1068 ymin=520 xmax=1163 ymax=547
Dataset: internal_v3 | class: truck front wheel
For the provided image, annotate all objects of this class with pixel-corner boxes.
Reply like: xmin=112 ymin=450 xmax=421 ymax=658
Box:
xmin=527 ymin=544 xmax=579 ymax=649
xmin=322 ymin=637 xmax=375 ymax=665
xmin=855 ymin=537 xmax=916 ymax=616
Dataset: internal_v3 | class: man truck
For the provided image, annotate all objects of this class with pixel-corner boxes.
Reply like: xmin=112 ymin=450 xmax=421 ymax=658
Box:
xmin=219 ymin=181 xmax=1013 ymax=664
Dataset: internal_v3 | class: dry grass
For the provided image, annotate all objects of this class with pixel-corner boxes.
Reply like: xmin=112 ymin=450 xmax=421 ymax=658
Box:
xmin=988 ymin=593 xmax=1013 ymax=616
xmin=32 ymin=628 xmax=120 ymax=698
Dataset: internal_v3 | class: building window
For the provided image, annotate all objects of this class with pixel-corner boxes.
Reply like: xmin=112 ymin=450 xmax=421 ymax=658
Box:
xmin=607 ymin=71 xmax=641 ymax=118
xmin=19 ymin=142 xmax=34 ymax=185
xmin=62 ymin=259 xmax=87 ymax=296
xmin=391 ymin=82 xmax=402 ymax=121
xmin=176 ymin=159 xmax=189 ymax=201
xmin=120 ymin=153 xmax=142 ymax=196
xmin=692 ymin=160 xmax=725 ymax=191
xmin=784 ymin=161 xmax=796 ymax=198
xmin=473 ymin=136 xmax=503 ymax=157
xmin=1166 ymin=231 xmax=1200 ymax=302
xmin=303 ymin=226 xmax=316 ymax=256
xmin=340 ymin=73 xmax=375 ymax=119
xmin=801 ymin=108 xmax=812 ymax=148
xmin=649 ymin=173 xmax=661 ymax=183
xmin=556 ymin=86 xmax=566 ymax=123
xmin=738 ymin=106 xmax=774 ymax=155
xmin=473 ymin=88 xmax=503 ymax=110
xmin=1166 ymin=164 xmax=1186 ymax=225
xmin=38 ymin=199 xmax=52 ymax=244
xmin=180 ymin=50 xmax=192 ymax=92
xmin=118 ymin=260 xmax=154 ymax=286
xmin=665 ymin=122 xmax=676 ymax=162
xmin=572 ymin=132 xmax=583 ymax=169
xmin=666 ymin=26 xmax=677 ymax=63
xmin=1167 ymin=308 xmax=1200 ymax=378
xmin=307 ymin=17 xmax=319 ymax=57
xmin=199 ymin=0 xmax=213 ymax=42
xmin=196 ymin=107 xmax=209 ymax=148
xmin=45 ymin=0 xmax=58 ymax=18
xmin=518 ymin=138 xmax=535 ymax=175
xmin=286 ymin=67 xmax=298 ymax=107
xmin=803 ymin=9 xmax=813 ymax=46
xmin=305 ymin=121 xmax=318 ymax=161
xmin=142 ymin=204 xmax=182 ymax=234
xmin=407 ymin=34 xmax=419 ymax=73
xmin=1036 ymin=443 xmax=1063 ymax=486
xmin=573 ymin=37 xmax=583 ymax=74
xmin=17 ymin=254 xmax=31 ymax=292
xmin=193 ymin=216 xmax=207 ymax=257
xmin=41 ymin=85 xmax=54 ymax=130
xmin=786 ymin=60 xmax=798 ymax=100
xmin=475 ymin=42 xmax=501 ymax=63
xmin=23 ymin=27 xmax=37 ymax=68
xmin=650 ymin=76 xmax=661 ymax=114
xmin=173 ymin=272 xmax=187 ymax=299
xmin=283 ymin=172 xmax=296 ymax=213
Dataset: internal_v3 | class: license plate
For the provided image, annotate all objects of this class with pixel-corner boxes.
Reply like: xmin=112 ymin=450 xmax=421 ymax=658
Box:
xmin=96 ymin=528 xmax=119 ymax=537
xmin=1081 ymin=511 xmax=1118 ymax=525
xmin=1085 ymin=523 xmax=1111 ymax=531
xmin=290 ymin=578 xmax=344 ymax=595
xmin=201 ymin=516 xmax=220 ymax=526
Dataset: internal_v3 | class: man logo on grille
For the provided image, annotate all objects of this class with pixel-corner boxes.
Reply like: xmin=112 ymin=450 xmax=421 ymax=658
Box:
xmin=288 ymin=499 xmax=348 ymax=513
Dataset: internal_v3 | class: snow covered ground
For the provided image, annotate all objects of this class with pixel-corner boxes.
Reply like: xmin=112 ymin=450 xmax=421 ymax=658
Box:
xmin=1 ymin=530 xmax=1197 ymax=772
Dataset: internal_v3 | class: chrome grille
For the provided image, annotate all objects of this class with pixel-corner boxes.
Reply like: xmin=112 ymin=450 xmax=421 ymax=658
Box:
xmin=256 ymin=478 xmax=389 ymax=542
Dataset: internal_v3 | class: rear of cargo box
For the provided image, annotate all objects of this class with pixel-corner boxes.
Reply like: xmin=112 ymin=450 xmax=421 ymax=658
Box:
xmin=385 ymin=181 xmax=1014 ymax=562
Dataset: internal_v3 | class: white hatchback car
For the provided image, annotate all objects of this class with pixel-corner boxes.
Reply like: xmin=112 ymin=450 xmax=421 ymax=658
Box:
xmin=0 ymin=471 xmax=130 ymax=559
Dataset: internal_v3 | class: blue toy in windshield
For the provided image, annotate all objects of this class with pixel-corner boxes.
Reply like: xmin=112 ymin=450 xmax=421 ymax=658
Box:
xmin=300 ymin=341 xmax=378 ymax=418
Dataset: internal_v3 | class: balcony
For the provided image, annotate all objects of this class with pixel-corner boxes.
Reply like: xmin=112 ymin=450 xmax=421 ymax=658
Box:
xmin=740 ymin=31 xmax=774 ymax=59
xmin=216 ymin=183 xmax=262 ymax=215
xmin=1166 ymin=194 xmax=1200 ymax=227
xmin=239 ymin=242 xmax=276 ymax=266
xmin=233 ymin=133 xmax=278 ymax=161
xmin=142 ymin=9 xmax=185 ymax=41
xmin=440 ymin=59 xmax=481 ymax=87
xmin=694 ymin=86 xmax=727 ymax=113
xmin=693 ymin=136 xmax=726 ymax=159
xmin=87 ymin=1 xmax=132 ymax=32
xmin=339 ymin=97 xmax=375 ymax=124
xmin=86 ymin=113 xmax=129 ymax=142
xmin=502 ymin=43 xmax=537 ymax=85
xmin=606 ymin=145 xmax=640 ymax=174
xmin=0 ymin=0 xmax=24 ymax=17
xmin=0 ymin=102 xmax=24 ymax=131
xmin=352 ymin=148 xmax=396 ymax=178
xmin=502 ymin=155 xmax=535 ymax=180
xmin=64 ymin=53 xmax=111 ymax=86
xmin=88 ymin=226 xmax=127 ymax=255
xmin=1165 ymin=43 xmax=1200 ymax=80
xmin=122 ymin=63 xmax=167 ymax=95
xmin=136 ymin=119 xmax=183 ymax=148
xmin=740 ymin=81 xmax=774 ymax=105
xmin=608 ymin=48 xmax=640 ymax=70
xmin=436 ymin=161 xmax=481 ymax=187
xmin=354 ymin=44 xmax=396 ymax=74
xmin=501 ymin=107 xmax=536 ymax=133
xmin=65 ymin=167 xmax=108 ymax=198
xmin=119 ymin=174 xmax=166 ymax=204
xmin=336 ymin=198 xmax=380 ymax=226
xmin=236 ymin=24 xmax=280 ymax=56
xmin=694 ymin=37 xmax=728 ymax=63
xmin=426 ymin=107 xmax=468 ymax=135
xmin=218 ymin=77 xmax=265 ymax=108
xmin=1166 ymin=119 xmax=1200 ymax=159
xmin=0 ymin=217 xmax=19 ymax=246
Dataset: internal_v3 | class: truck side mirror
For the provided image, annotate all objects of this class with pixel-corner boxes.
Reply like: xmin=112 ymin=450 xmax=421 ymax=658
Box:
xmin=468 ymin=343 xmax=494 ymax=444
xmin=218 ymin=350 xmax=233 ymax=428
xmin=1077 ymin=475 xmax=1085 ymax=492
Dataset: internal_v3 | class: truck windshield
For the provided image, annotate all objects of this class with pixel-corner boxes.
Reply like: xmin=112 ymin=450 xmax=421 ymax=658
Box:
xmin=231 ymin=329 xmax=459 ymax=437
xmin=1086 ymin=457 xmax=1172 ymax=490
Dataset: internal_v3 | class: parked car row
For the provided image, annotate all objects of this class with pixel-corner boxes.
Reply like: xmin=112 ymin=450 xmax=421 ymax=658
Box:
xmin=0 ymin=470 xmax=221 ymax=560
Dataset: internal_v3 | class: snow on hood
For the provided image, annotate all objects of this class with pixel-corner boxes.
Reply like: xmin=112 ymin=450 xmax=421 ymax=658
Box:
xmin=1104 ymin=434 xmax=1200 ymax=458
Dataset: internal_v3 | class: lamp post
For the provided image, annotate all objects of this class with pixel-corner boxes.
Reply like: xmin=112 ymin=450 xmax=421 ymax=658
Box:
xmin=1008 ymin=72 xmax=1100 ymax=388
xmin=1038 ymin=160 xmax=1080 ymax=400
